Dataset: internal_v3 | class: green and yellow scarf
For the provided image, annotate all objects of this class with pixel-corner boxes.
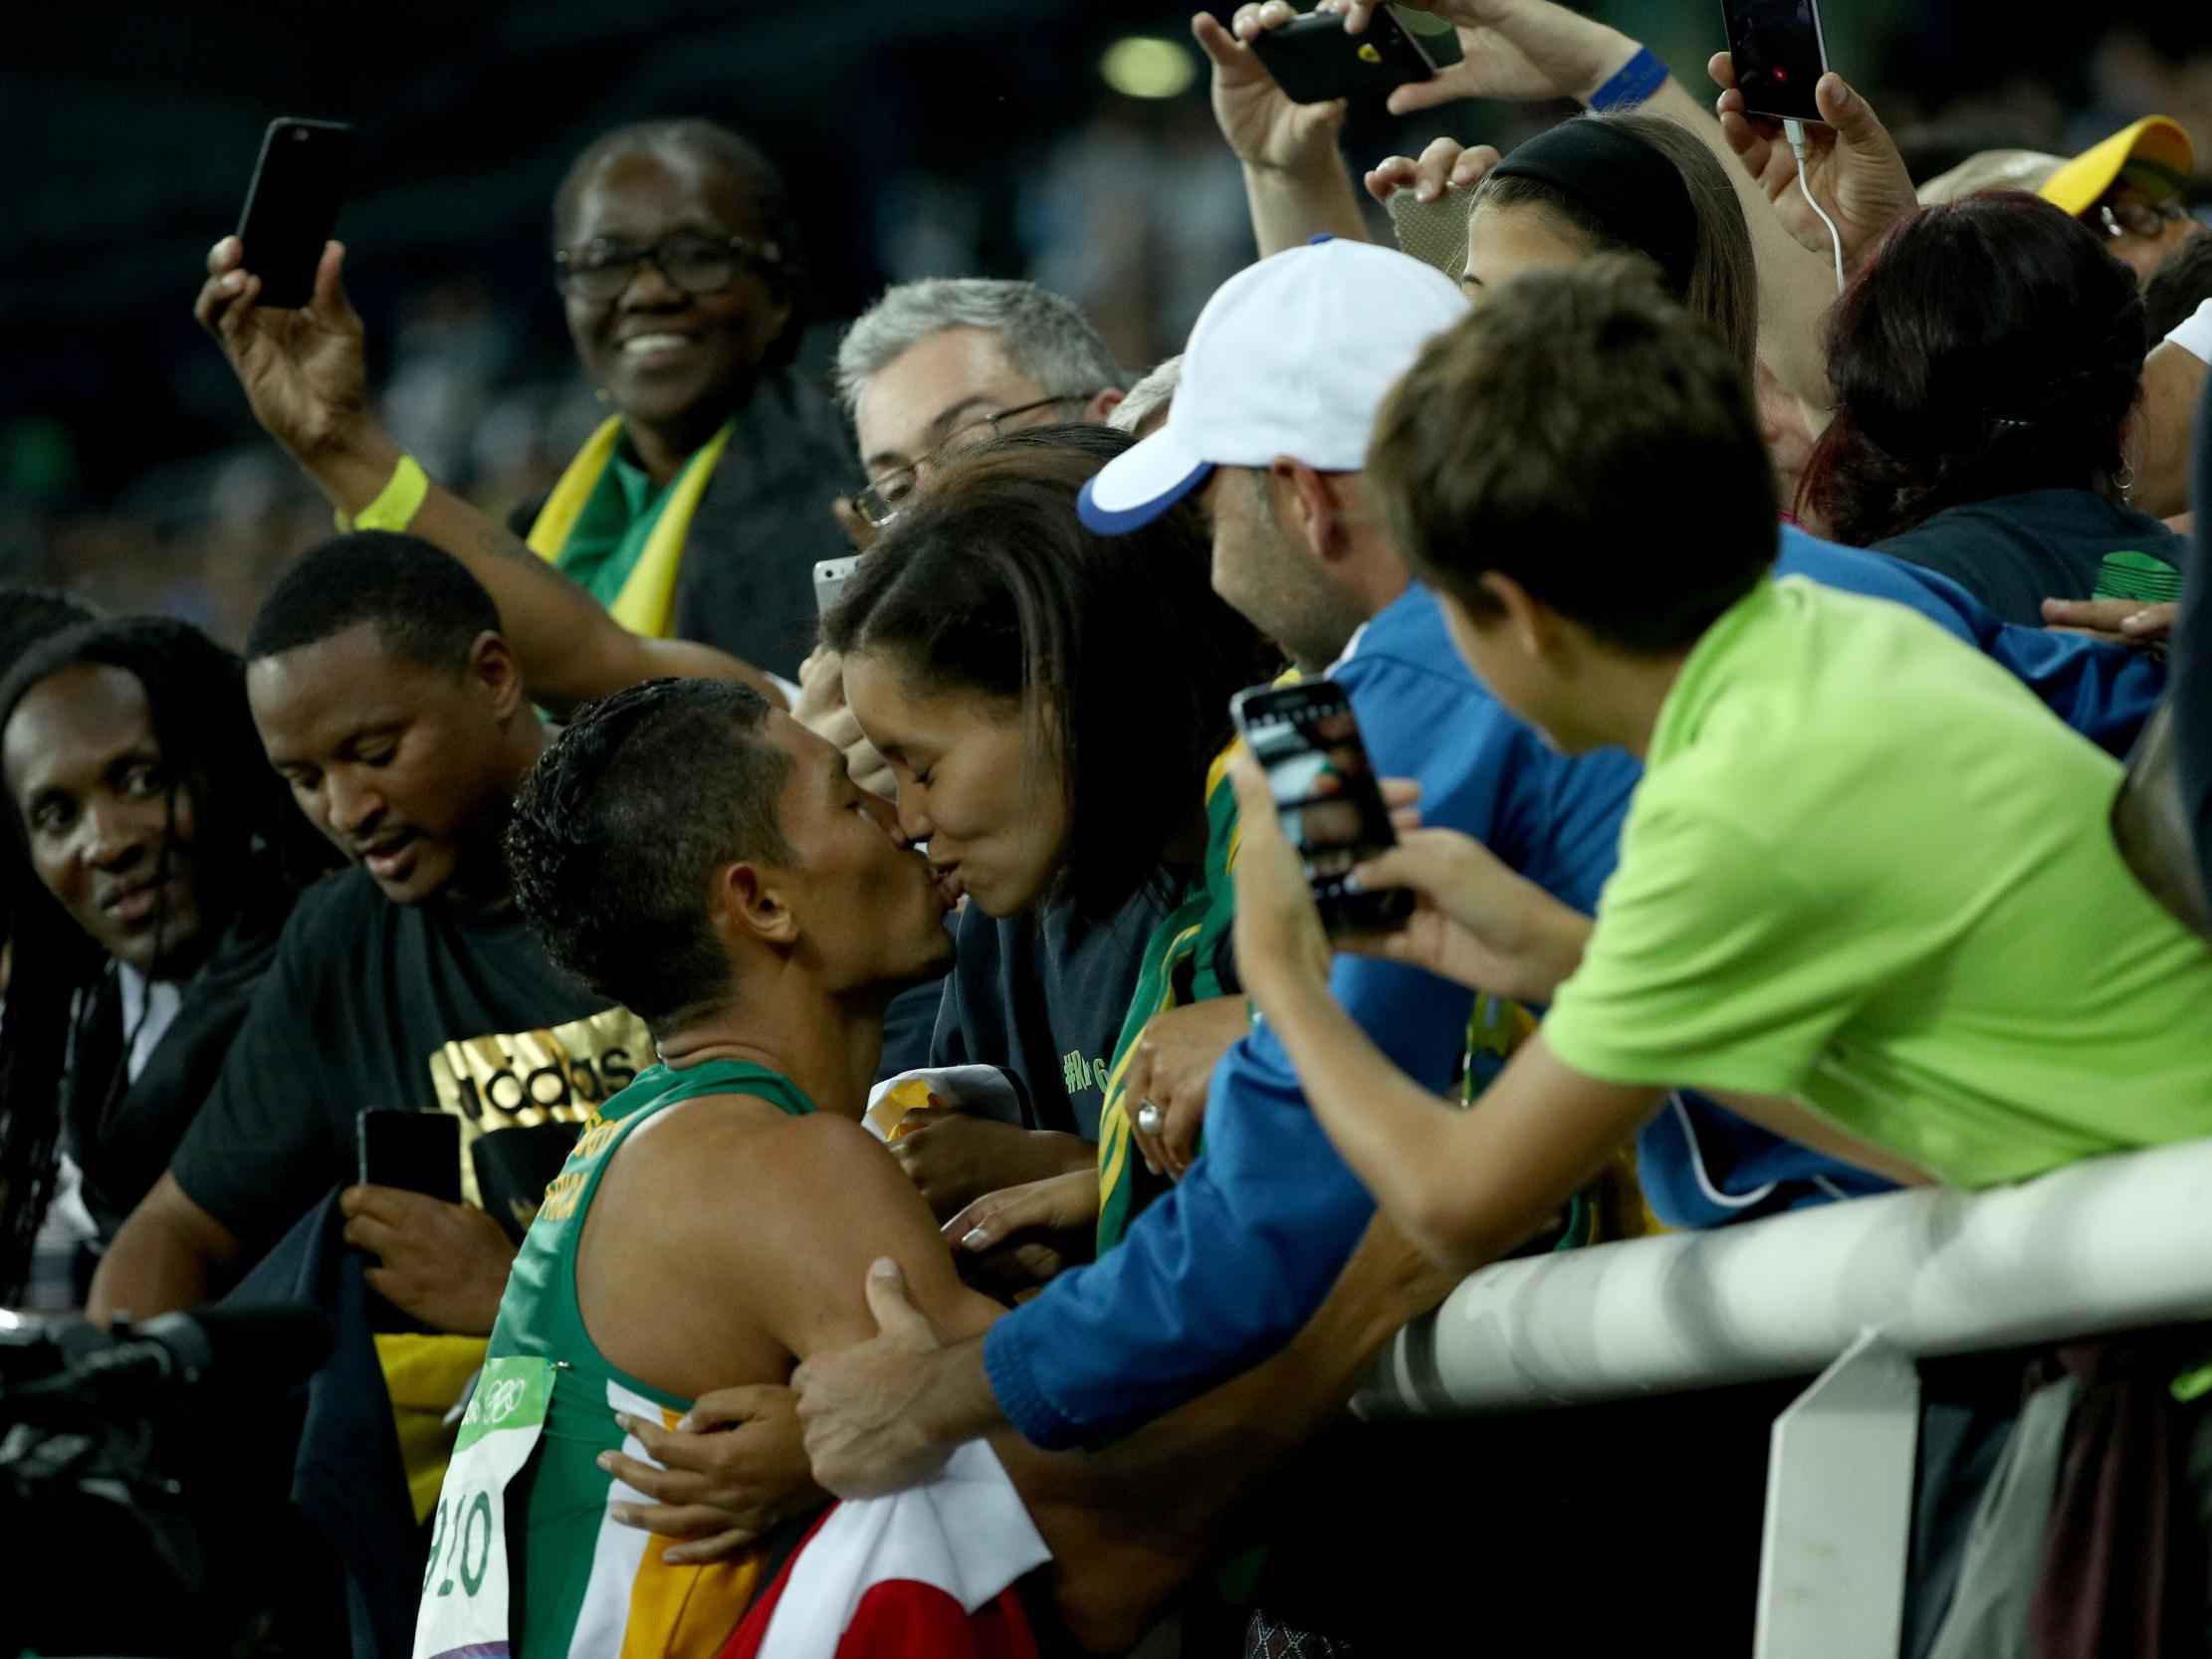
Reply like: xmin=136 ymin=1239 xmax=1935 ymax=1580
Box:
xmin=526 ymin=415 xmax=736 ymax=639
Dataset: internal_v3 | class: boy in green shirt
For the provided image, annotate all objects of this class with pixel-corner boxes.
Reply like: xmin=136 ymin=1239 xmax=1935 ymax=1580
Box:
xmin=1228 ymin=262 xmax=2212 ymax=1269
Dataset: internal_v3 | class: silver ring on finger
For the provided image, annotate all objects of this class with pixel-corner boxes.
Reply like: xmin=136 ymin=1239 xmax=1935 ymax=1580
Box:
xmin=1137 ymin=1102 xmax=1165 ymax=1138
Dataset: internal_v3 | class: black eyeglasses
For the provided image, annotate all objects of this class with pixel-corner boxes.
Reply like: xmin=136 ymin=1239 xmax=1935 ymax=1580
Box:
xmin=853 ymin=394 xmax=1102 ymax=528
xmin=2098 ymin=198 xmax=2193 ymax=241
xmin=553 ymin=232 xmax=784 ymax=304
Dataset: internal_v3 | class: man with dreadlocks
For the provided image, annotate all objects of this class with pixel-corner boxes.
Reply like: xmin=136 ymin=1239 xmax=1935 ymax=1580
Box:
xmin=0 ymin=616 xmax=335 ymax=1309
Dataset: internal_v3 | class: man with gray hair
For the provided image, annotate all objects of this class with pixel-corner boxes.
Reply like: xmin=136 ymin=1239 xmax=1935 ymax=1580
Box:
xmin=797 ymin=279 xmax=1126 ymax=776
xmin=833 ymin=278 xmax=1127 ymax=535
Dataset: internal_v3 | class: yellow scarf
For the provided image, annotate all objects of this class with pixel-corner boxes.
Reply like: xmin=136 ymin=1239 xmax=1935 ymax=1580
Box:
xmin=525 ymin=416 xmax=736 ymax=639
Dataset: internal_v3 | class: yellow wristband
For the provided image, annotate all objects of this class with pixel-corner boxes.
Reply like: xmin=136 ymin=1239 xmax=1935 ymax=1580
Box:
xmin=335 ymin=453 xmax=431 ymax=533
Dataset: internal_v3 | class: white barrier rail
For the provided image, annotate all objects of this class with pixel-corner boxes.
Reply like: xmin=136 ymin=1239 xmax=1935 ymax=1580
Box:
xmin=1353 ymin=1138 xmax=2212 ymax=1659
xmin=1357 ymin=1136 xmax=2212 ymax=1418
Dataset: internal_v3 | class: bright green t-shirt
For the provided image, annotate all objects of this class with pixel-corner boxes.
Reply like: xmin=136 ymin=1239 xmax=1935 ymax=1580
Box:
xmin=1542 ymin=576 xmax=2212 ymax=1189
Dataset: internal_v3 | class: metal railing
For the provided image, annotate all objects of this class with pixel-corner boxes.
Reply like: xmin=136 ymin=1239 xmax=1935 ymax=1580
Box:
xmin=1355 ymin=1138 xmax=2212 ymax=1657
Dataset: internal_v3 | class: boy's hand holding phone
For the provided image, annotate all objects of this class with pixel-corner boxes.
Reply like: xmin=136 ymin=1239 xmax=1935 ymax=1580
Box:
xmin=1226 ymin=752 xmax=1340 ymax=1014
xmin=1345 ymin=822 xmax=1594 ymax=1004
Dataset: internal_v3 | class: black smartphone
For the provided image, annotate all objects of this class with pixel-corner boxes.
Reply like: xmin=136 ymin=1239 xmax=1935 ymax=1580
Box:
xmin=236 ymin=117 xmax=356 ymax=309
xmin=1231 ymin=680 xmax=1414 ymax=935
xmin=357 ymin=1108 xmax=463 ymax=1204
xmin=1719 ymin=0 xmax=1829 ymax=123
xmin=1249 ymin=8 xmax=1440 ymax=105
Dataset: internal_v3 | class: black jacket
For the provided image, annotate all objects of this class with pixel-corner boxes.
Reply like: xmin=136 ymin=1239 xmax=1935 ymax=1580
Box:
xmin=65 ymin=894 xmax=290 ymax=1242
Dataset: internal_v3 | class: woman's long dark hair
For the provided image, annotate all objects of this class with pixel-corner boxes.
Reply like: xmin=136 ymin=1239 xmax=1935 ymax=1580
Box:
xmin=1799 ymin=192 xmax=2147 ymax=547
xmin=823 ymin=424 xmax=1279 ymax=921
xmin=0 ymin=618 xmax=332 ymax=1297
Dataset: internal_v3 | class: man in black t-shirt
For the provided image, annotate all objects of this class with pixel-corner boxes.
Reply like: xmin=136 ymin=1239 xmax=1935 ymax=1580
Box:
xmin=91 ymin=533 xmax=650 ymax=1333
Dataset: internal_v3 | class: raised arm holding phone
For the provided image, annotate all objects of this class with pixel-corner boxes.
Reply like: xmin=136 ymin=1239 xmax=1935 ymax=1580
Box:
xmin=1208 ymin=0 xmax=1919 ymax=418
xmin=195 ymin=236 xmax=782 ymax=718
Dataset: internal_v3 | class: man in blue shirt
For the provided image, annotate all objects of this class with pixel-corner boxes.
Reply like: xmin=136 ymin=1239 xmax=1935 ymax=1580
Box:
xmin=792 ymin=242 xmax=2164 ymax=1492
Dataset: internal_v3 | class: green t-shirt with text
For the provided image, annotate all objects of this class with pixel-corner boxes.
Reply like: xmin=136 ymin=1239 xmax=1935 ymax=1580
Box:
xmin=1543 ymin=576 xmax=2212 ymax=1188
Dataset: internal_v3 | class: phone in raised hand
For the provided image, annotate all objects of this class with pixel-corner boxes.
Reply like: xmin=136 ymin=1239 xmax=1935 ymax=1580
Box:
xmin=1718 ymin=0 xmax=1829 ymax=123
xmin=1232 ymin=679 xmax=1414 ymax=935
xmin=1248 ymin=7 xmax=1450 ymax=105
xmin=236 ymin=118 xmax=356 ymax=309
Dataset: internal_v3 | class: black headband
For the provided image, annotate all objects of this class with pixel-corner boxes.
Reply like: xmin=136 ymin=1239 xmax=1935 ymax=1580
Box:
xmin=1485 ymin=118 xmax=1700 ymax=299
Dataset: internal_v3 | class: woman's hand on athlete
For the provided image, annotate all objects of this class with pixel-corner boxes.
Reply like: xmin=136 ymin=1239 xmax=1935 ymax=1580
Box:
xmin=888 ymin=1108 xmax=1093 ymax=1222
xmin=601 ymin=1385 xmax=823 ymax=1564
xmin=942 ymin=1169 xmax=1100 ymax=1294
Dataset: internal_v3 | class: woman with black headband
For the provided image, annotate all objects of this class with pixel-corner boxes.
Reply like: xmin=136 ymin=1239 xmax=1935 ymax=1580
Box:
xmin=0 ymin=618 xmax=336 ymax=1306
xmin=1204 ymin=0 xmax=1924 ymax=427
xmin=1399 ymin=114 xmax=1755 ymax=373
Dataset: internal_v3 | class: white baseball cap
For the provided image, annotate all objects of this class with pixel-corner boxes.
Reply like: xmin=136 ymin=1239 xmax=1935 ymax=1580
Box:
xmin=1078 ymin=237 xmax=1469 ymax=533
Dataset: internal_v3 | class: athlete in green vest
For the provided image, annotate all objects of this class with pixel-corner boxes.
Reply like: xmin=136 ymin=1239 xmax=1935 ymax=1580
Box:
xmin=425 ymin=677 xmax=1448 ymax=1659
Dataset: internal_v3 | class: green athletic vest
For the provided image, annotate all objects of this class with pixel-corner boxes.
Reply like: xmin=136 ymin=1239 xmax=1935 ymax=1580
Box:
xmin=487 ymin=1058 xmax=815 ymax=1659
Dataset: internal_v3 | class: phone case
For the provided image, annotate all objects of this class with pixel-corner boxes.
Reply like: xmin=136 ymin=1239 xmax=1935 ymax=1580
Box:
xmin=1230 ymin=680 xmax=1415 ymax=935
xmin=1249 ymin=10 xmax=1437 ymax=105
xmin=813 ymin=556 xmax=861 ymax=616
xmin=357 ymin=1109 xmax=463 ymax=1204
xmin=1719 ymin=0 xmax=1828 ymax=123
xmin=237 ymin=117 xmax=356 ymax=310
xmin=1387 ymin=187 xmax=1473 ymax=284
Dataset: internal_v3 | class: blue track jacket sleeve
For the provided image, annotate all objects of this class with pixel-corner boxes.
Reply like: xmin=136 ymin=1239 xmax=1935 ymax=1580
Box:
xmin=1777 ymin=526 xmax=2161 ymax=755
xmin=983 ymin=585 xmax=1636 ymax=1448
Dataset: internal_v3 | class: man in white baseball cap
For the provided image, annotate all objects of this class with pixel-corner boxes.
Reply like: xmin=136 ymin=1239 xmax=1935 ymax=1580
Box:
xmin=1079 ymin=236 xmax=1468 ymax=670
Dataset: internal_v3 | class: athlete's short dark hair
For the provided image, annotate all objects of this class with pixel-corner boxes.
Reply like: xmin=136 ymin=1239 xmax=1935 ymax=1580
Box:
xmin=507 ymin=678 xmax=793 ymax=1032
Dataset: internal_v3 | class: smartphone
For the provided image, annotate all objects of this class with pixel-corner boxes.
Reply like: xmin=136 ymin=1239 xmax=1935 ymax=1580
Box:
xmin=236 ymin=118 xmax=356 ymax=309
xmin=1231 ymin=680 xmax=1414 ymax=935
xmin=356 ymin=1108 xmax=462 ymax=1204
xmin=1719 ymin=0 xmax=1829 ymax=123
xmin=814 ymin=554 xmax=861 ymax=616
xmin=1249 ymin=8 xmax=1440 ymax=105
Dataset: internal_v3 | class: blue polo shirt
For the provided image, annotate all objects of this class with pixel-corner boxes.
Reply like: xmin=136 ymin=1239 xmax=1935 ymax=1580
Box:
xmin=983 ymin=536 xmax=2163 ymax=1451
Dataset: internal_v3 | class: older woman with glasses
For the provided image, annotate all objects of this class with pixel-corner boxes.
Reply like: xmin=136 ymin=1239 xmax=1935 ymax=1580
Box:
xmin=197 ymin=117 xmax=857 ymax=691
xmin=518 ymin=119 xmax=858 ymax=680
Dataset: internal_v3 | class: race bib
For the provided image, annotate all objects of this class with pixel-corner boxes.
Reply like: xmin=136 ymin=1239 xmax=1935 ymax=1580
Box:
xmin=412 ymin=1355 xmax=553 ymax=1659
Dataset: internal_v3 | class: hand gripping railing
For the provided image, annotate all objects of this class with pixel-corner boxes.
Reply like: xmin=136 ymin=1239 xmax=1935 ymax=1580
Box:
xmin=1355 ymin=1138 xmax=2212 ymax=1657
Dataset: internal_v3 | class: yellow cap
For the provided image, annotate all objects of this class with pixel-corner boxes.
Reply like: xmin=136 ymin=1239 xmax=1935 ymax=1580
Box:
xmin=1917 ymin=149 xmax=2063 ymax=206
xmin=2038 ymin=116 xmax=2194 ymax=218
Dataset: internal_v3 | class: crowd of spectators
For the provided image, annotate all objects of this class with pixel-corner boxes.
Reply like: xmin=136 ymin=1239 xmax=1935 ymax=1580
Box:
xmin=7 ymin=0 xmax=2212 ymax=1654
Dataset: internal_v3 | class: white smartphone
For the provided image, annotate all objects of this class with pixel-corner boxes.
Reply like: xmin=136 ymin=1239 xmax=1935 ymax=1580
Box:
xmin=813 ymin=555 xmax=861 ymax=616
